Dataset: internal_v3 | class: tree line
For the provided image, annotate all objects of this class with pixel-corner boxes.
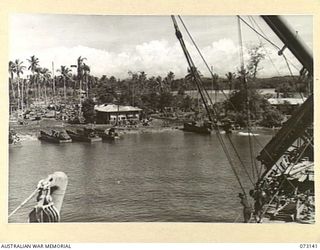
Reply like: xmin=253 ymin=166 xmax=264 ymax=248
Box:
xmin=9 ymin=43 xmax=311 ymax=127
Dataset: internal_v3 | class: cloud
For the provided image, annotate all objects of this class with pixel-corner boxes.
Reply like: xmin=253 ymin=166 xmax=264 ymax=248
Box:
xmin=10 ymin=38 xmax=302 ymax=79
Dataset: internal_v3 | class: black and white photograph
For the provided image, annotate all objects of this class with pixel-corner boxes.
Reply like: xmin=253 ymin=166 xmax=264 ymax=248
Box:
xmin=8 ymin=13 xmax=314 ymax=225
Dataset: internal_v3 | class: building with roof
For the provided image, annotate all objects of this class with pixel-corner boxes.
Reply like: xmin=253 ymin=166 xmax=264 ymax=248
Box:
xmin=94 ymin=104 xmax=142 ymax=124
xmin=267 ymin=97 xmax=306 ymax=114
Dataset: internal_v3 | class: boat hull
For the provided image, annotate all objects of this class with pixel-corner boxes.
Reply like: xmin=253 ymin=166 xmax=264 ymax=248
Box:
xmin=95 ymin=128 xmax=119 ymax=141
xmin=38 ymin=130 xmax=72 ymax=143
xmin=183 ymin=122 xmax=211 ymax=134
xmin=101 ymin=134 xmax=116 ymax=141
xmin=66 ymin=130 xmax=102 ymax=143
xmin=39 ymin=135 xmax=72 ymax=143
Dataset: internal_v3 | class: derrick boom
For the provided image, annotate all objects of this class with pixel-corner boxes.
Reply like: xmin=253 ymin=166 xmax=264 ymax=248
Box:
xmin=258 ymin=15 xmax=313 ymax=176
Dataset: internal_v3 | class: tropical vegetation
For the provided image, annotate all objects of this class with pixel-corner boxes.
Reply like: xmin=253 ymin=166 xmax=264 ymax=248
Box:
xmin=8 ymin=47 xmax=310 ymax=127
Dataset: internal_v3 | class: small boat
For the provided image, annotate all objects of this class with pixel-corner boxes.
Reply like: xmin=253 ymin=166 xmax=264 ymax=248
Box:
xmin=94 ymin=127 xmax=119 ymax=141
xmin=38 ymin=130 xmax=72 ymax=143
xmin=66 ymin=128 xmax=102 ymax=143
xmin=183 ymin=121 xmax=212 ymax=134
xmin=220 ymin=119 xmax=233 ymax=134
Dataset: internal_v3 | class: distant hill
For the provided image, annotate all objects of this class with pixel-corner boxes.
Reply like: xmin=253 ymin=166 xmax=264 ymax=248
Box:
xmin=172 ymin=75 xmax=307 ymax=91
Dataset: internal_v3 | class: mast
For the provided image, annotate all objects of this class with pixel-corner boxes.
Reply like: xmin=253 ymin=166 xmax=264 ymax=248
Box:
xmin=171 ymin=15 xmax=217 ymax=125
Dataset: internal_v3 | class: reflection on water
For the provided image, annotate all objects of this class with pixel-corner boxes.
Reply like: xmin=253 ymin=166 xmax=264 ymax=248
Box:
xmin=9 ymin=130 xmax=272 ymax=222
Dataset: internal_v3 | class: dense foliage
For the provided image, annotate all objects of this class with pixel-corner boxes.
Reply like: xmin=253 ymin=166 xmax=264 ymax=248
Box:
xmin=8 ymin=48 xmax=310 ymax=128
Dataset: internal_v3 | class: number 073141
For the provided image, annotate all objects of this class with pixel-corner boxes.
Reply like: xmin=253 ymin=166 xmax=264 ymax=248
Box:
xmin=300 ymin=244 xmax=318 ymax=248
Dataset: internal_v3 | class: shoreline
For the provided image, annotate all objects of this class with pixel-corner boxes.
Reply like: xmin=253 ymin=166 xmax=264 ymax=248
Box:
xmin=9 ymin=118 xmax=279 ymax=135
xmin=9 ymin=118 xmax=278 ymax=142
xmin=9 ymin=118 xmax=183 ymax=138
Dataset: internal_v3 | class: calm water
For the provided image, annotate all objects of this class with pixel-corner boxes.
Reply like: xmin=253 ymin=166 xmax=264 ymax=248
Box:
xmin=9 ymin=129 xmax=273 ymax=223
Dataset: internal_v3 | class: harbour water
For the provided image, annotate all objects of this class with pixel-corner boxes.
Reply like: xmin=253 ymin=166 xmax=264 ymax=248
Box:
xmin=9 ymin=129 xmax=273 ymax=223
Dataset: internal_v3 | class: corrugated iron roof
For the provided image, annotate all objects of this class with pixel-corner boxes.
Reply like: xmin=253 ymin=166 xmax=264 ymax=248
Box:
xmin=268 ymin=98 xmax=306 ymax=105
xmin=94 ymin=104 xmax=142 ymax=113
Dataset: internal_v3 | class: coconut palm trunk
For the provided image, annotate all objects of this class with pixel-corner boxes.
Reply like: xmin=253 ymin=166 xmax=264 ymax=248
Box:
xmin=34 ymin=75 xmax=38 ymax=101
xmin=14 ymin=59 xmax=26 ymax=111
xmin=86 ymin=77 xmax=89 ymax=98
xmin=26 ymin=80 xmax=30 ymax=109
xmin=63 ymin=77 xmax=67 ymax=102
xmin=38 ymin=79 xmax=41 ymax=101
xmin=9 ymin=78 xmax=16 ymax=100
xmin=52 ymin=62 xmax=55 ymax=98
xmin=44 ymin=79 xmax=47 ymax=104
xmin=52 ymin=77 xmax=56 ymax=100
xmin=16 ymin=78 xmax=20 ymax=110
xmin=9 ymin=61 xmax=16 ymax=101
xmin=21 ymin=79 xmax=24 ymax=112
xmin=57 ymin=65 xmax=71 ymax=104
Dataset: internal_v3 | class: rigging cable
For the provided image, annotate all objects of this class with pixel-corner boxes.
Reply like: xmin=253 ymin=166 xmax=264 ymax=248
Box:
xmin=9 ymin=188 xmax=39 ymax=218
xmin=248 ymin=16 xmax=281 ymax=76
xmin=248 ymin=16 xmax=305 ymax=115
xmin=252 ymin=16 xmax=301 ymax=72
xmin=178 ymin=15 xmax=258 ymax=182
xmin=179 ymin=14 xmax=292 ymax=183
xmin=178 ymin=15 xmax=298 ymax=187
xmin=178 ymin=15 xmax=245 ymax=117
xmin=179 ymin=15 xmax=300 ymax=187
xmin=174 ymin=15 xmax=302 ymax=220
xmin=237 ymin=16 xmax=258 ymax=180
xmin=237 ymin=16 xmax=280 ymax=49
xmin=249 ymin=16 xmax=306 ymax=107
xmin=177 ymin=15 xmax=256 ymax=185
xmin=178 ymin=15 xmax=236 ymax=111
xmin=172 ymin=15 xmax=253 ymax=193
xmin=172 ymin=17 xmax=212 ymax=120
xmin=238 ymin=16 xmax=301 ymax=72
xmin=237 ymin=16 xmax=309 ymax=181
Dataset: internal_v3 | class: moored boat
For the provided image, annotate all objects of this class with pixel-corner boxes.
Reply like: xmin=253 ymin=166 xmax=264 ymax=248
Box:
xmin=66 ymin=128 xmax=102 ymax=142
xmin=94 ymin=127 xmax=119 ymax=141
xmin=183 ymin=121 xmax=212 ymax=134
xmin=38 ymin=130 xmax=72 ymax=143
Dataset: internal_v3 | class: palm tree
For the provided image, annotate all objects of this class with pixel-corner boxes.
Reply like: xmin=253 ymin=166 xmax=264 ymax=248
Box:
xmin=14 ymin=59 xmax=26 ymax=111
xmin=40 ymin=68 xmax=51 ymax=104
xmin=57 ymin=65 xmax=71 ymax=102
xmin=225 ymin=72 xmax=235 ymax=95
xmin=82 ymin=63 xmax=90 ymax=98
xmin=8 ymin=61 xmax=16 ymax=100
xmin=35 ymin=67 xmax=42 ymax=100
xmin=185 ymin=66 xmax=203 ymax=93
xmin=27 ymin=55 xmax=39 ymax=100
xmin=212 ymin=73 xmax=219 ymax=103
xmin=24 ymin=75 xmax=32 ymax=109
xmin=77 ymin=56 xmax=87 ymax=92
xmin=164 ymin=71 xmax=175 ymax=90
xmin=128 ymin=71 xmax=139 ymax=106
xmin=138 ymin=71 xmax=147 ymax=93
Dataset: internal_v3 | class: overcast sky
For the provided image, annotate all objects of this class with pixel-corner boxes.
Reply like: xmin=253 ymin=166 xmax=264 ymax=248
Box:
xmin=9 ymin=14 xmax=313 ymax=79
